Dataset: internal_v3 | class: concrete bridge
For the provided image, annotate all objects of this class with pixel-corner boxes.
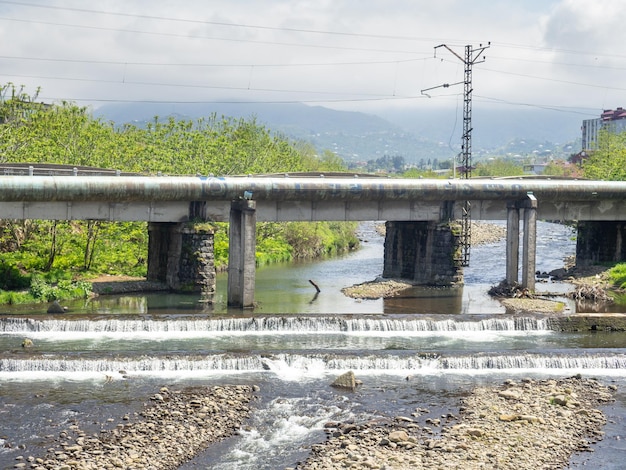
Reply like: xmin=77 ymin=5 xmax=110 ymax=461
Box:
xmin=0 ymin=170 xmax=625 ymax=307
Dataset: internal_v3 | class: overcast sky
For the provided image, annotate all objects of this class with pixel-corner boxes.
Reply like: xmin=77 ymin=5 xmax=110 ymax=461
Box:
xmin=1 ymin=0 xmax=625 ymax=120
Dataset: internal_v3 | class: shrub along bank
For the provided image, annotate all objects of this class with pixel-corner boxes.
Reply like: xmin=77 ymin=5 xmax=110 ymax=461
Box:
xmin=0 ymin=84 xmax=358 ymax=305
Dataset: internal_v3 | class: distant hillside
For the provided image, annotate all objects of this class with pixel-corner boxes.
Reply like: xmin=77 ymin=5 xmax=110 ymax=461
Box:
xmin=94 ymin=102 xmax=584 ymax=165
xmin=378 ymin=106 xmax=584 ymax=149
xmin=94 ymin=102 xmax=450 ymax=164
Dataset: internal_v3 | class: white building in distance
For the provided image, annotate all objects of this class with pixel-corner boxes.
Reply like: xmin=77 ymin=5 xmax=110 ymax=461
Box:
xmin=582 ymin=107 xmax=626 ymax=151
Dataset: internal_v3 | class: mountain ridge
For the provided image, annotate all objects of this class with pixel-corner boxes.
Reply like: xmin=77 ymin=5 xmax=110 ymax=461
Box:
xmin=94 ymin=102 xmax=585 ymax=164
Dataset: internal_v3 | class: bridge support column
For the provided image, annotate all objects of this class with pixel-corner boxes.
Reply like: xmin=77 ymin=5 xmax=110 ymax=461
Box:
xmin=383 ymin=221 xmax=463 ymax=286
xmin=147 ymin=222 xmax=174 ymax=284
xmin=228 ymin=200 xmax=257 ymax=308
xmin=147 ymin=222 xmax=216 ymax=301
xmin=521 ymin=194 xmax=537 ymax=291
xmin=576 ymin=221 xmax=626 ymax=266
xmin=505 ymin=194 xmax=537 ymax=290
xmin=506 ymin=202 xmax=520 ymax=284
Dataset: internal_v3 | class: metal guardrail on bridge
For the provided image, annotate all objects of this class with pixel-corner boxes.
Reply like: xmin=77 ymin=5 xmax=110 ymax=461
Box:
xmin=0 ymin=163 xmax=135 ymax=177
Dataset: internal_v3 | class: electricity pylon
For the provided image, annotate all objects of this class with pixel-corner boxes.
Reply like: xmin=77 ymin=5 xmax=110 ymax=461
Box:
xmin=422 ymin=42 xmax=489 ymax=267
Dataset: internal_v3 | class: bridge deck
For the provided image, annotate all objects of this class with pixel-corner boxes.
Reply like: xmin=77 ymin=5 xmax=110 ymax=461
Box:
xmin=0 ymin=175 xmax=623 ymax=222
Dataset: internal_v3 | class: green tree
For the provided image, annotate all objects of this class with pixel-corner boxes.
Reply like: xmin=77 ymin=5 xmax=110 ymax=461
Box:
xmin=299 ymin=146 xmax=347 ymax=173
xmin=474 ymin=158 xmax=524 ymax=177
xmin=366 ymin=155 xmax=405 ymax=173
xmin=543 ymin=160 xmax=582 ymax=178
xmin=583 ymin=129 xmax=626 ymax=181
xmin=402 ymin=168 xmax=445 ymax=178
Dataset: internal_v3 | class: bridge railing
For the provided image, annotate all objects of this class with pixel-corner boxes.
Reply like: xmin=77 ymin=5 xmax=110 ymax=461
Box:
xmin=0 ymin=164 xmax=134 ymax=177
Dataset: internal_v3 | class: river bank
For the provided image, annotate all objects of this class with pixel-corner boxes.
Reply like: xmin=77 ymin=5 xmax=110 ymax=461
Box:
xmin=291 ymin=376 xmax=616 ymax=470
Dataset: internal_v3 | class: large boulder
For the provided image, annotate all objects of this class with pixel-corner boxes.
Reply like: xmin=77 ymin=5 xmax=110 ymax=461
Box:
xmin=331 ymin=371 xmax=357 ymax=391
xmin=47 ymin=300 xmax=66 ymax=314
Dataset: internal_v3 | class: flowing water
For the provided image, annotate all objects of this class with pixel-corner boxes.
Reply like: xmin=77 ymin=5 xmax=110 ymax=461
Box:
xmin=1 ymin=221 xmax=625 ymax=469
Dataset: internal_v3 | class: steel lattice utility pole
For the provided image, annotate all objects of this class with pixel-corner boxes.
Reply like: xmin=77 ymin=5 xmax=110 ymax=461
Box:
xmin=429 ymin=42 xmax=489 ymax=266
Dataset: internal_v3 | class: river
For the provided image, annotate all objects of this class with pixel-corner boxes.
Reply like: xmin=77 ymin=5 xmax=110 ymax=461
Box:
xmin=0 ymin=221 xmax=625 ymax=469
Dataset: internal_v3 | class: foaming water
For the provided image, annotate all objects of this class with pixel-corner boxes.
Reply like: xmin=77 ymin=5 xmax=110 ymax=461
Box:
xmin=3 ymin=350 xmax=626 ymax=383
xmin=1 ymin=315 xmax=554 ymax=337
xmin=206 ymin=394 xmax=351 ymax=470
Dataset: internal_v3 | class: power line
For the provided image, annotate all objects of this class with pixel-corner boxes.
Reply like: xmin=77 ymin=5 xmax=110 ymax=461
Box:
xmin=6 ymin=0 xmax=626 ymax=64
xmin=4 ymin=2 xmax=625 ymax=67
xmin=489 ymin=54 xmax=626 ymax=72
xmin=5 ymin=69 xmax=607 ymax=116
xmin=37 ymin=95 xmax=428 ymax=106
xmin=1 ymin=71 xmax=407 ymax=98
xmin=491 ymin=41 xmax=626 ymax=61
xmin=0 ymin=16 xmax=424 ymax=55
xmin=479 ymin=65 xmax=626 ymax=92
xmin=0 ymin=0 xmax=472 ymax=44
xmin=434 ymin=56 xmax=626 ymax=92
xmin=0 ymin=54 xmax=429 ymax=68
xmin=473 ymin=95 xmax=600 ymax=116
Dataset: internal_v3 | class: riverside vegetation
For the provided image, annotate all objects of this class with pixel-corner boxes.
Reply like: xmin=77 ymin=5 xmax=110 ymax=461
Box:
xmin=0 ymin=83 xmax=357 ymax=306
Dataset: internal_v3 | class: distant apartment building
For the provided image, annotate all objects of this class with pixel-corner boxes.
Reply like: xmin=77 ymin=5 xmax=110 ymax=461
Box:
xmin=582 ymin=107 xmax=626 ymax=151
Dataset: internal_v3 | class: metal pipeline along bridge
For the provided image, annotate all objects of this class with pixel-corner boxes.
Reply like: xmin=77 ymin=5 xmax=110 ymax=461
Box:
xmin=0 ymin=167 xmax=625 ymax=307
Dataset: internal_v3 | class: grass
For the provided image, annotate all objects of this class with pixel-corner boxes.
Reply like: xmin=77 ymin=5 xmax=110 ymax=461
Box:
xmin=608 ymin=263 xmax=626 ymax=289
xmin=0 ymin=277 xmax=93 ymax=305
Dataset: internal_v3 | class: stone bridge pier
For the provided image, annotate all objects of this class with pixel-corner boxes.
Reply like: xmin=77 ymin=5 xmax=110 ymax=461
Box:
xmin=382 ymin=194 xmax=541 ymax=291
xmin=382 ymin=221 xmax=463 ymax=286
xmin=576 ymin=221 xmax=626 ymax=266
xmin=146 ymin=199 xmax=257 ymax=308
xmin=147 ymin=222 xmax=216 ymax=302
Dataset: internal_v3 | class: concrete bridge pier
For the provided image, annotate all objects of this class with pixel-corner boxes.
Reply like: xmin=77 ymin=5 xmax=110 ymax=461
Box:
xmin=505 ymin=193 xmax=537 ymax=291
xmin=227 ymin=199 xmax=257 ymax=308
xmin=506 ymin=201 xmax=520 ymax=285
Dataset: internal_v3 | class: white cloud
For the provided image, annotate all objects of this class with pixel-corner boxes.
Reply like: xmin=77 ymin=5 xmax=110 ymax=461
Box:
xmin=542 ymin=0 xmax=626 ymax=54
xmin=0 ymin=0 xmax=624 ymax=116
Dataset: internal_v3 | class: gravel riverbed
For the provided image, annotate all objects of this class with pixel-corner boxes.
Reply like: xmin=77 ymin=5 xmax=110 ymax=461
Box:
xmin=290 ymin=376 xmax=616 ymax=470
xmin=15 ymin=385 xmax=255 ymax=470
xmin=13 ymin=377 xmax=615 ymax=470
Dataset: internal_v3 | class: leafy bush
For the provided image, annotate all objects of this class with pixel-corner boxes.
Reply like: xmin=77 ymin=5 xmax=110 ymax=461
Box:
xmin=256 ymin=237 xmax=292 ymax=266
xmin=29 ymin=276 xmax=92 ymax=302
xmin=213 ymin=226 xmax=229 ymax=271
xmin=609 ymin=263 xmax=626 ymax=289
xmin=0 ymin=290 xmax=33 ymax=305
xmin=0 ymin=261 xmax=31 ymax=290
xmin=283 ymin=221 xmax=358 ymax=259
